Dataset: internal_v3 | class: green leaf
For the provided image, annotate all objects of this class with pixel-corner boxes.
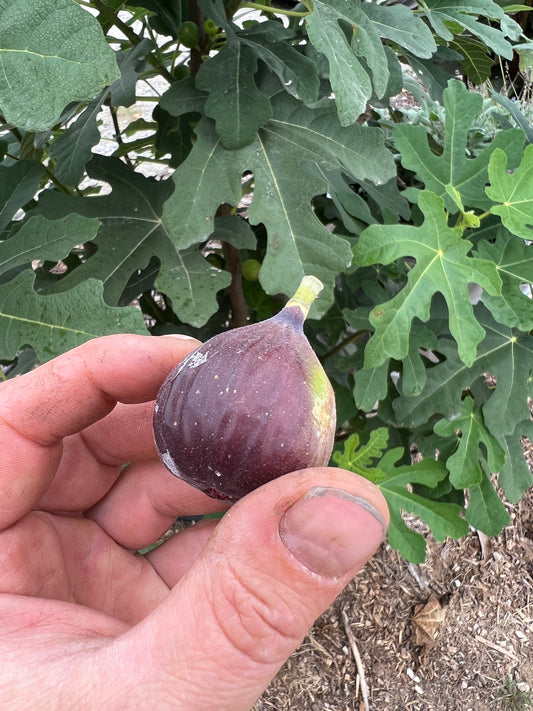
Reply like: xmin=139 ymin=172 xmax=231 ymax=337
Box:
xmin=36 ymin=156 xmax=229 ymax=327
xmin=306 ymin=0 xmax=435 ymax=125
xmin=313 ymin=167 xmax=377 ymax=235
xmin=466 ymin=468 xmax=510 ymax=535
xmin=236 ymin=21 xmax=319 ymax=105
xmin=0 ymin=160 xmax=45 ymax=233
xmin=476 ymin=229 xmax=533 ymax=330
xmin=450 ymin=36 xmax=495 ymax=85
xmin=111 ymin=39 xmax=153 ymax=108
xmin=129 ymin=0 xmax=183 ymax=38
xmin=348 ymin=316 xmax=440 ymax=409
xmin=380 ymin=455 xmax=469 ymax=559
xmin=433 ymin=396 xmax=505 ymax=488
xmin=420 ymin=0 xmax=517 ymax=59
xmin=332 ymin=427 xmax=390 ymax=475
xmin=48 ymin=96 xmax=106 ymax=186
xmin=154 ymin=245 xmax=231 ymax=325
xmin=209 ymin=215 xmax=256 ymax=250
xmin=334 ymin=434 xmax=469 ymax=562
xmin=497 ymin=422 xmax=533 ymax=503
xmin=353 ymin=359 xmax=389 ymax=412
xmin=159 ymin=76 xmax=207 ymax=116
xmin=306 ymin=0 xmax=384 ymax=125
xmin=0 ymin=214 xmax=99 ymax=279
xmin=394 ymin=79 xmax=525 ymax=212
xmin=401 ymin=322 xmax=439 ymax=397
xmin=402 ymin=47 xmax=462 ymax=103
xmin=393 ymin=306 xmax=533 ymax=438
xmin=491 ymin=91 xmax=533 ymax=144
xmin=361 ymin=2 xmax=437 ymax=58
xmin=163 ymin=93 xmax=395 ymax=313
xmin=196 ymin=42 xmax=273 ymax=149
xmin=0 ymin=0 xmax=120 ymax=131
xmin=487 ymin=144 xmax=533 ymax=239
xmin=353 ymin=190 xmax=502 ymax=368
xmin=0 ymin=269 xmax=145 ymax=362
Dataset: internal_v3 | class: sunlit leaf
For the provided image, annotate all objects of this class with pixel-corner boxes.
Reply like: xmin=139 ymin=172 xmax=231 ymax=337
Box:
xmin=487 ymin=144 xmax=533 ymax=239
xmin=353 ymin=191 xmax=502 ymax=367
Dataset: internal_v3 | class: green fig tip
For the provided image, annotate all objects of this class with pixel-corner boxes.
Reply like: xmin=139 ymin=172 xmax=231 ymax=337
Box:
xmin=285 ymin=275 xmax=324 ymax=320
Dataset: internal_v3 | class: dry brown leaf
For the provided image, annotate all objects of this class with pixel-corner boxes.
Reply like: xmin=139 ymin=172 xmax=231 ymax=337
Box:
xmin=411 ymin=594 xmax=446 ymax=649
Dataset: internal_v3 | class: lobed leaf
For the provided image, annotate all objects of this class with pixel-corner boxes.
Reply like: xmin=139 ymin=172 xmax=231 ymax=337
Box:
xmin=393 ymin=306 xmax=533 ymax=439
xmin=35 ymin=157 xmax=229 ymax=327
xmin=196 ymin=42 xmax=272 ymax=150
xmin=0 ymin=214 xmax=99 ymax=279
xmin=419 ymin=0 xmax=518 ymax=59
xmin=353 ymin=191 xmax=502 ymax=368
xmin=466 ymin=469 xmax=510 ymax=535
xmin=236 ymin=21 xmax=320 ymax=106
xmin=450 ymin=36 xmax=495 ymax=84
xmin=163 ymin=93 xmax=395 ymax=313
xmin=0 ymin=0 xmax=119 ymax=131
xmin=48 ymin=96 xmax=106 ymax=187
xmin=306 ymin=0 xmax=435 ymax=125
xmin=0 ymin=270 xmax=145 ymax=362
xmin=487 ymin=144 xmax=533 ymax=239
xmin=476 ymin=229 xmax=533 ymax=330
xmin=0 ymin=161 xmax=45 ymax=233
xmin=334 ymin=435 xmax=469 ymax=562
xmin=394 ymin=79 xmax=525 ymax=212
xmin=433 ymin=396 xmax=505 ymax=488
xmin=497 ymin=422 xmax=533 ymax=503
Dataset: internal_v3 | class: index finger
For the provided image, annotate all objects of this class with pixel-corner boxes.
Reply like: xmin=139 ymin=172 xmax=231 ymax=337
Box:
xmin=1 ymin=334 xmax=199 ymax=445
xmin=0 ymin=334 xmax=199 ymax=528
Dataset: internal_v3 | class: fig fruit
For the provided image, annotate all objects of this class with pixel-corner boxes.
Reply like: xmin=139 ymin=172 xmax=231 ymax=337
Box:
xmin=204 ymin=18 xmax=219 ymax=37
xmin=153 ymin=276 xmax=336 ymax=502
xmin=241 ymin=258 xmax=261 ymax=282
xmin=177 ymin=21 xmax=200 ymax=48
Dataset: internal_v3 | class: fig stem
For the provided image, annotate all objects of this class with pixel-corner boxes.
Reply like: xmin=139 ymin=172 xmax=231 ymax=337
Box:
xmin=285 ymin=275 xmax=324 ymax=320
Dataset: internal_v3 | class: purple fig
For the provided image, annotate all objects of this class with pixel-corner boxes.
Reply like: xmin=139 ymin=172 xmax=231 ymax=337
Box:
xmin=153 ymin=276 xmax=336 ymax=502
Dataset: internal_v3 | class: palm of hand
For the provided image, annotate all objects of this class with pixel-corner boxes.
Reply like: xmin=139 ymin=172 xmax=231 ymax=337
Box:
xmin=0 ymin=337 xmax=221 ymax=638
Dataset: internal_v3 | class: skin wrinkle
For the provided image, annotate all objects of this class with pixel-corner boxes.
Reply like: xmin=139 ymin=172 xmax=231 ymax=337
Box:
xmin=209 ymin=556 xmax=306 ymax=667
xmin=0 ymin=512 xmax=71 ymax=600
xmin=0 ymin=410 xmax=63 ymax=451
xmin=38 ymin=431 xmax=119 ymax=514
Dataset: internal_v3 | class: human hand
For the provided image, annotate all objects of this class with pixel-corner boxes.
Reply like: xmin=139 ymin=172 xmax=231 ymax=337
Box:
xmin=0 ymin=334 xmax=388 ymax=710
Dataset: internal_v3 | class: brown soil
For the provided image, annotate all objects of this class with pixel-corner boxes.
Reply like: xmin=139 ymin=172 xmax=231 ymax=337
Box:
xmin=255 ymin=487 xmax=533 ymax=711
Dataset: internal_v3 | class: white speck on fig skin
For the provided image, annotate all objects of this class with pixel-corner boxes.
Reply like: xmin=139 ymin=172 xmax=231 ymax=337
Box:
xmin=176 ymin=349 xmax=209 ymax=375
xmin=160 ymin=450 xmax=182 ymax=478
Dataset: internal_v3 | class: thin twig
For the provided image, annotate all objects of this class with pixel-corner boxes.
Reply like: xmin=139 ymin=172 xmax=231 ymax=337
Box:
xmin=342 ymin=609 xmax=370 ymax=711
xmin=474 ymin=634 xmax=520 ymax=663
xmin=223 ymin=241 xmax=248 ymax=328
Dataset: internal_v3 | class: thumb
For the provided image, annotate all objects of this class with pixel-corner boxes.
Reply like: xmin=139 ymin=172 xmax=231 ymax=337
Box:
xmin=105 ymin=467 xmax=388 ymax=710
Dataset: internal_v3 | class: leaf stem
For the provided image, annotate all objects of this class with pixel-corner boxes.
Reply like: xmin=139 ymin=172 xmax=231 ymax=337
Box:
xmin=42 ymin=165 xmax=79 ymax=195
xmin=240 ymin=2 xmax=312 ymax=17
xmin=109 ymin=105 xmax=134 ymax=169
xmin=320 ymin=330 xmax=368 ymax=362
